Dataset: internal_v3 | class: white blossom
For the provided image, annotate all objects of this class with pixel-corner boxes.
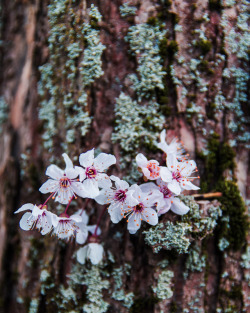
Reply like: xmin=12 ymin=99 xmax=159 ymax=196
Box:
xmin=157 ymin=129 xmax=184 ymax=159
xmin=39 ymin=153 xmax=87 ymax=204
xmin=78 ymin=149 xmax=116 ymax=198
xmin=76 ymin=243 xmax=104 ymax=265
xmin=52 ymin=213 xmax=88 ymax=244
xmin=124 ymin=185 xmax=160 ymax=234
xmin=14 ymin=203 xmax=54 ymax=235
xmin=95 ymin=175 xmax=137 ymax=223
xmin=160 ymin=154 xmax=199 ymax=195
xmin=136 ymin=153 xmax=161 ymax=180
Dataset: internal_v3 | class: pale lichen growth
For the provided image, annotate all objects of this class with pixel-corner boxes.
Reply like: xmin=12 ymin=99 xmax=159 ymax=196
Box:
xmin=218 ymin=237 xmax=230 ymax=251
xmin=240 ymin=246 xmax=250 ymax=269
xmin=143 ymin=221 xmax=192 ymax=254
xmin=111 ymin=264 xmax=134 ymax=309
xmin=39 ymin=2 xmax=105 ymax=152
xmin=152 ymin=269 xmax=174 ymax=300
xmin=0 ymin=96 xmax=8 ymax=133
xmin=112 ymin=92 xmax=164 ymax=182
xmin=28 ymin=299 xmax=39 ymax=313
xmin=126 ymin=23 xmax=167 ymax=99
xmin=184 ymin=244 xmax=206 ymax=279
xmin=120 ymin=3 xmax=137 ymax=17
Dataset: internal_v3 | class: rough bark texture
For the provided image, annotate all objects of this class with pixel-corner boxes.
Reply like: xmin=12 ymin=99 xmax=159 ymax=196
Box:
xmin=0 ymin=0 xmax=249 ymax=313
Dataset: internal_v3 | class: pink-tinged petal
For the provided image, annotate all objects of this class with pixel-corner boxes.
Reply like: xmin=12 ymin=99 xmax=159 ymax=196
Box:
xmin=140 ymin=182 xmax=159 ymax=193
xmin=94 ymin=153 xmax=116 ymax=171
xmin=19 ymin=212 xmax=33 ymax=230
xmin=142 ymin=207 xmax=158 ymax=225
xmin=180 ymin=160 xmax=197 ymax=177
xmin=65 ymin=168 xmax=78 ymax=179
xmin=142 ymin=167 xmax=152 ymax=179
xmin=82 ymin=179 xmax=99 ymax=198
xmin=88 ymin=243 xmax=104 ymax=265
xmin=87 ymin=225 xmax=101 ymax=235
xmin=168 ymin=180 xmax=181 ymax=195
xmin=96 ymin=173 xmax=112 ymax=189
xmin=157 ymin=198 xmax=171 ymax=215
xmin=46 ymin=164 xmax=64 ymax=180
xmin=71 ymin=181 xmax=88 ymax=198
xmin=75 ymin=166 xmax=86 ymax=182
xmin=39 ymin=179 xmax=59 ymax=194
xmin=167 ymin=154 xmax=177 ymax=172
xmin=160 ymin=167 xmax=172 ymax=182
xmin=181 ymin=179 xmax=200 ymax=191
xmin=15 ymin=203 xmax=34 ymax=214
xmin=171 ymin=198 xmax=190 ymax=215
xmin=127 ymin=213 xmax=142 ymax=234
xmin=76 ymin=246 xmax=88 ymax=264
xmin=136 ymin=153 xmax=148 ymax=168
xmin=62 ymin=153 xmax=73 ymax=170
xmin=108 ymin=202 xmax=124 ymax=223
xmin=95 ymin=189 xmax=113 ymax=205
xmin=110 ymin=175 xmax=129 ymax=190
xmin=79 ymin=149 xmax=94 ymax=168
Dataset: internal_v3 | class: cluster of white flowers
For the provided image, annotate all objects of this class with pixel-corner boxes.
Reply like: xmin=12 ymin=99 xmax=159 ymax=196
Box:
xmin=15 ymin=131 xmax=200 ymax=265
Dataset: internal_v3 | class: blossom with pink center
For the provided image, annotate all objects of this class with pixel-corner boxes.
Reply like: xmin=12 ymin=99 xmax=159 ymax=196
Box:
xmin=14 ymin=203 xmax=55 ymax=235
xmin=140 ymin=180 xmax=190 ymax=216
xmin=160 ymin=154 xmax=199 ymax=195
xmin=123 ymin=185 xmax=160 ymax=234
xmin=78 ymin=149 xmax=116 ymax=198
xmin=157 ymin=130 xmax=184 ymax=159
xmin=95 ymin=175 xmax=137 ymax=223
xmin=39 ymin=153 xmax=87 ymax=204
xmin=52 ymin=213 xmax=88 ymax=244
xmin=136 ymin=153 xmax=161 ymax=180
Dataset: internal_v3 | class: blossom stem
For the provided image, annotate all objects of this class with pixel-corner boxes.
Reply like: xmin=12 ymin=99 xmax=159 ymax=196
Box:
xmin=41 ymin=192 xmax=55 ymax=209
xmin=93 ymin=206 xmax=107 ymax=237
xmin=64 ymin=196 xmax=74 ymax=214
xmin=80 ymin=198 xmax=90 ymax=216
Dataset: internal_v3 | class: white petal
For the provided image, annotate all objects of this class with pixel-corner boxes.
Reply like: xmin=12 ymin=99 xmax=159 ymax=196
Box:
xmin=75 ymin=166 xmax=86 ymax=182
xmin=160 ymin=167 xmax=172 ymax=182
xmin=40 ymin=213 xmax=53 ymax=235
xmin=181 ymin=179 xmax=200 ymax=190
xmin=82 ymin=179 xmax=99 ymax=198
xmin=46 ymin=164 xmax=64 ymax=180
xmin=76 ymin=246 xmax=88 ymax=264
xmin=87 ymin=225 xmax=101 ymax=235
xmin=127 ymin=213 xmax=141 ymax=234
xmin=160 ymin=129 xmax=166 ymax=143
xmin=76 ymin=223 xmax=88 ymax=244
xmin=19 ymin=212 xmax=33 ymax=230
xmin=157 ymin=198 xmax=171 ymax=215
xmin=140 ymin=182 xmax=159 ymax=193
xmin=39 ymin=179 xmax=59 ymax=194
xmin=15 ymin=203 xmax=34 ymax=214
xmin=108 ymin=202 xmax=124 ymax=223
xmin=142 ymin=167 xmax=151 ymax=179
xmin=171 ymin=198 xmax=190 ymax=215
xmin=71 ymin=181 xmax=88 ymax=198
xmin=65 ymin=168 xmax=78 ymax=179
xmin=144 ymin=190 xmax=163 ymax=207
xmin=135 ymin=153 xmax=148 ymax=168
xmin=70 ymin=215 xmax=82 ymax=223
xmin=142 ymin=207 xmax=158 ymax=225
xmin=32 ymin=205 xmax=42 ymax=217
xmin=95 ymin=189 xmax=113 ymax=205
xmin=88 ymin=243 xmax=104 ymax=265
xmin=62 ymin=153 xmax=73 ymax=170
xmin=168 ymin=180 xmax=181 ymax=195
xmin=96 ymin=173 xmax=112 ymax=189
xmin=56 ymin=188 xmax=73 ymax=204
xmin=51 ymin=214 xmax=59 ymax=227
xmin=110 ymin=175 xmax=129 ymax=190
xmin=167 ymin=154 xmax=177 ymax=172
xmin=79 ymin=149 xmax=94 ymax=168
xmin=180 ymin=160 xmax=196 ymax=177
xmin=94 ymin=153 xmax=116 ymax=171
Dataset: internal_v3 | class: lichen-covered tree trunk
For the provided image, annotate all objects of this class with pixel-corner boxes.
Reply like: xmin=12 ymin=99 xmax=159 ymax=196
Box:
xmin=0 ymin=0 xmax=249 ymax=312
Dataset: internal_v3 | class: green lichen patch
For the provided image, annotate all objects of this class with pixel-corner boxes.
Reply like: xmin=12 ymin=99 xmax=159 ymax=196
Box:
xmin=184 ymin=243 xmax=206 ymax=279
xmin=143 ymin=221 xmax=192 ymax=254
xmin=152 ymin=269 xmax=174 ymax=300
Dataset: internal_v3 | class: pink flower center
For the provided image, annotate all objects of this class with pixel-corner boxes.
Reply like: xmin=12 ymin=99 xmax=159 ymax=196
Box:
xmin=147 ymin=161 xmax=160 ymax=179
xmin=60 ymin=177 xmax=71 ymax=189
xmin=86 ymin=166 xmax=97 ymax=179
xmin=160 ymin=186 xmax=173 ymax=198
xmin=172 ymin=171 xmax=182 ymax=182
xmin=133 ymin=202 xmax=144 ymax=213
xmin=114 ymin=190 xmax=126 ymax=203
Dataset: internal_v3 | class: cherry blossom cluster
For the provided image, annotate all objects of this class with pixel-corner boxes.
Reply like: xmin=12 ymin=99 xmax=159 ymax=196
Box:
xmin=15 ymin=130 xmax=200 ymax=265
